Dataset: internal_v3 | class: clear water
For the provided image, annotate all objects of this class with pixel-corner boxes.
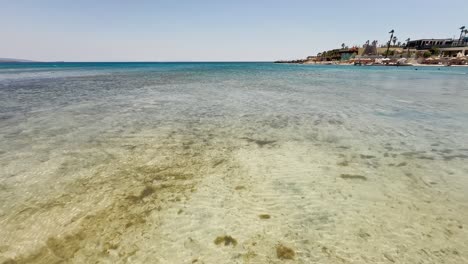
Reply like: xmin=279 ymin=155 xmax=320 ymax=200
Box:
xmin=1 ymin=62 xmax=468 ymax=263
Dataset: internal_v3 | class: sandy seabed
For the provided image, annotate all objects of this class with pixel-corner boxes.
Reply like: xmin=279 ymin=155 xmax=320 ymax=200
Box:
xmin=2 ymin=122 xmax=467 ymax=264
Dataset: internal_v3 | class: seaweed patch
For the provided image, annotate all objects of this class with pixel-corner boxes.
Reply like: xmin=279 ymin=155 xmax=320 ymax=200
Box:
xmin=340 ymin=174 xmax=367 ymax=180
xmin=276 ymin=244 xmax=295 ymax=260
xmin=360 ymin=154 xmax=376 ymax=159
xmin=214 ymin=236 xmax=238 ymax=247
xmin=241 ymin=137 xmax=277 ymax=147
xmin=259 ymin=214 xmax=271 ymax=219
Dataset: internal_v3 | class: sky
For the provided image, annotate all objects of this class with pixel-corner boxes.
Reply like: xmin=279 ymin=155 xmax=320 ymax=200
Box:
xmin=1 ymin=0 xmax=467 ymax=61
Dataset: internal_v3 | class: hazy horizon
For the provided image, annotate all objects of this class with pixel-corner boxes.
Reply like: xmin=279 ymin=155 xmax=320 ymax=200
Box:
xmin=1 ymin=0 xmax=467 ymax=62
xmin=0 ymin=58 xmax=276 ymax=62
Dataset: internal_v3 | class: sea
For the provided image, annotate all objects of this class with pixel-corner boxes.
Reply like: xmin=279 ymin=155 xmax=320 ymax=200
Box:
xmin=0 ymin=62 xmax=467 ymax=263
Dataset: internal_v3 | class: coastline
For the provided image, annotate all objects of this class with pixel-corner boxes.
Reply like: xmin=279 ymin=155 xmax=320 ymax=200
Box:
xmin=278 ymin=60 xmax=468 ymax=67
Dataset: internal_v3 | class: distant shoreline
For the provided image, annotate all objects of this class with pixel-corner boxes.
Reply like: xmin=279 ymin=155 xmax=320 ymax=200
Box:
xmin=0 ymin=58 xmax=37 ymax=63
xmin=275 ymin=61 xmax=468 ymax=67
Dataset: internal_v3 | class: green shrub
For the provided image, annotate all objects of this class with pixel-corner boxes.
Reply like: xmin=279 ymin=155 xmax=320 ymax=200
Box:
xmin=430 ymin=47 xmax=440 ymax=55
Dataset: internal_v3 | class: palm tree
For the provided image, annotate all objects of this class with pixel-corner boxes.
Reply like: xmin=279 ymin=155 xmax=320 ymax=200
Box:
xmin=406 ymin=38 xmax=411 ymax=58
xmin=341 ymin=43 xmax=346 ymax=49
xmin=392 ymin=36 xmax=398 ymax=46
xmin=460 ymin=26 xmax=466 ymax=43
xmin=385 ymin=30 xmax=395 ymax=58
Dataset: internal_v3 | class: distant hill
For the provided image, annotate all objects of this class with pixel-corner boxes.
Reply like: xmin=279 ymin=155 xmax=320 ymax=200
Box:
xmin=0 ymin=58 xmax=36 ymax=63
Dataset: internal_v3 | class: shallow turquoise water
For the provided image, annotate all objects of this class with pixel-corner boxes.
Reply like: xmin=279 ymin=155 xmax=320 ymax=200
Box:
xmin=1 ymin=63 xmax=468 ymax=263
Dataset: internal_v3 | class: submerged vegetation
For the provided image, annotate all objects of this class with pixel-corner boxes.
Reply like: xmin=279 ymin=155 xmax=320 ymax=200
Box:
xmin=340 ymin=174 xmax=367 ymax=180
xmin=259 ymin=214 xmax=271 ymax=219
xmin=214 ymin=236 xmax=238 ymax=247
xmin=276 ymin=244 xmax=295 ymax=260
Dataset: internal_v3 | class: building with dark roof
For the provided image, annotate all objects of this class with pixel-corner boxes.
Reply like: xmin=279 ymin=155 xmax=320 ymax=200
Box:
xmin=407 ymin=39 xmax=454 ymax=50
xmin=406 ymin=37 xmax=468 ymax=57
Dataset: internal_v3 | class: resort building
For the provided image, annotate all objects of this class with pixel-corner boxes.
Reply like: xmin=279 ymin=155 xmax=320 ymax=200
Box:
xmin=407 ymin=39 xmax=454 ymax=49
xmin=407 ymin=37 xmax=468 ymax=57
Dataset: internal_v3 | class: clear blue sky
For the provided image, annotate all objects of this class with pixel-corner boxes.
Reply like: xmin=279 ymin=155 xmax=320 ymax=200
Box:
xmin=1 ymin=0 xmax=467 ymax=61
